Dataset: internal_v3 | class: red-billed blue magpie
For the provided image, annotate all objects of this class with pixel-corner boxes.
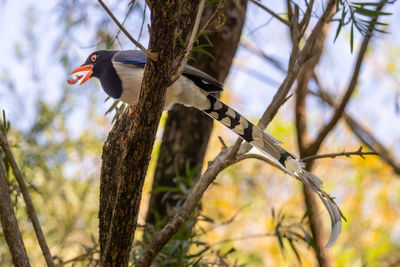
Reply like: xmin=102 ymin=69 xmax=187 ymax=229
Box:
xmin=69 ymin=50 xmax=344 ymax=247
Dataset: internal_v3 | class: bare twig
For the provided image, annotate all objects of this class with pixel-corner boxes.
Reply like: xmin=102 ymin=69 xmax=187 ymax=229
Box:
xmin=257 ymin=0 xmax=335 ymax=130
xmin=55 ymin=249 xmax=100 ymax=267
xmin=299 ymin=0 xmax=315 ymax=37
xmin=111 ymin=2 xmax=136 ymax=47
xmin=236 ymin=0 xmax=336 ymax=156
xmin=137 ymin=146 xmax=237 ymax=267
xmin=302 ymin=147 xmax=378 ymax=162
xmin=138 ymin=1 xmax=338 ymax=265
xmin=0 ymin=159 xmax=30 ymax=267
xmin=199 ymin=0 xmax=224 ymax=33
xmin=240 ymin=40 xmax=286 ymax=72
xmin=98 ymin=0 xmax=157 ymax=61
xmin=310 ymin=0 xmax=388 ymax=155
xmin=249 ymin=0 xmax=291 ymax=27
xmin=171 ymin=0 xmax=206 ymax=83
xmin=218 ymin=136 xmax=228 ymax=148
xmin=234 ymin=153 xmax=289 ymax=175
xmin=314 ymin=86 xmax=400 ymax=175
xmin=0 ymin=127 xmax=55 ymax=266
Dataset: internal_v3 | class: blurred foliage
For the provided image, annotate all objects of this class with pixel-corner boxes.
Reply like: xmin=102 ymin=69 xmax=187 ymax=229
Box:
xmin=334 ymin=0 xmax=392 ymax=51
xmin=0 ymin=0 xmax=399 ymax=266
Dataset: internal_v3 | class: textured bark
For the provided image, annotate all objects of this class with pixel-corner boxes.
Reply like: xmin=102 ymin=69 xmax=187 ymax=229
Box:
xmin=0 ymin=159 xmax=30 ymax=267
xmin=99 ymin=1 xmax=203 ymax=266
xmin=99 ymin=0 xmax=184 ymax=266
xmin=146 ymin=0 xmax=248 ymax=225
xmin=99 ymin=113 xmax=133 ymax=259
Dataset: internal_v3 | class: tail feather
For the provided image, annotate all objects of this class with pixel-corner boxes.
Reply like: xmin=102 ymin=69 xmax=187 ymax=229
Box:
xmin=201 ymin=94 xmax=345 ymax=247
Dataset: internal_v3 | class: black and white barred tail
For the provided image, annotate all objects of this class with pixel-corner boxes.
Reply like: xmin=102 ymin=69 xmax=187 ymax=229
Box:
xmin=202 ymin=94 xmax=345 ymax=248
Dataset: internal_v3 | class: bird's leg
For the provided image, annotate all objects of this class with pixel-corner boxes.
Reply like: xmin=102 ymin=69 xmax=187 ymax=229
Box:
xmin=129 ymin=101 xmax=138 ymax=117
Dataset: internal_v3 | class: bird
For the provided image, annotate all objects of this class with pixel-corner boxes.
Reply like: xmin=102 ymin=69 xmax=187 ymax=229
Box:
xmin=68 ymin=49 xmax=345 ymax=247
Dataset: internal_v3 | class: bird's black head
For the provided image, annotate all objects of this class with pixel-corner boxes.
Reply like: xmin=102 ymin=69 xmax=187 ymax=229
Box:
xmin=68 ymin=50 xmax=118 ymax=85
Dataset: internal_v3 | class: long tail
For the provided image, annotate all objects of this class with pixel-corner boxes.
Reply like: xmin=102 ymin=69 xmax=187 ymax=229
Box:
xmin=201 ymin=94 xmax=345 ymax=248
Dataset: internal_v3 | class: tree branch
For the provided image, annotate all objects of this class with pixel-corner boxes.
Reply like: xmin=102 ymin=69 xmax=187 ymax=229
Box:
xmin=199 ymin=0 xmax=224 ymax=33
xmin=0 ymin=124 xmax=54 ymax=267
xmin=258 ymin=0 xmax=335 ymax=130
xmin=55 ymin=249 xmax=100 ymax=267
xmin=98 ymin=0 xmax=157 ymax=61
xmin=249 ymin=0 xmax=291 ymax=27
xmin=137 ymin=146 xmax=237 ymax=267
xmin=238 ymin=0 xmax=337 ymax=155
xmin=0 ymin=157 xmax=30 ymax=267
xmin=310 ymin=0 xmax=388 ymax=155
xmin=302 ymin=146 xmax=378 ymax=162
xmin=100 ymin=1 xmax=182 ymax=265
xmin=171 ymin=0 xmax=206 ymax=83
xmin=313 ymin=86 xmax=400 ymax=175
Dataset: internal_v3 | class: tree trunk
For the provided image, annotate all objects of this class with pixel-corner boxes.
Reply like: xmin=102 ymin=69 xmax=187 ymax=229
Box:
xmin=98 ymin=1 xmax=201 ymax=266
xmin=146 ymin=0 xmax=248 ymax=226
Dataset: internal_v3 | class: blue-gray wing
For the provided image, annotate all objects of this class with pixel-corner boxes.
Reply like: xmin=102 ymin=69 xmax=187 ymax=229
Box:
xmin=113 ymin=50 xmax=147 ymax=68
xmin=113 ymin=50 xmax=223 ymax=93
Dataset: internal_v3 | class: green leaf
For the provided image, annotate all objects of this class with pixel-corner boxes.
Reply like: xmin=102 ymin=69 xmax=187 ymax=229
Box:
xmin=105 ymin=99 xmax=120 ymax=116
xmin=353 ymin=6 xmax=391 ymax=17
xmin=152 ymin=186 xmax=181 ymax=193
xmin=191 ymin=46 xmax=215 ymax=60
xmin=350 ymin=22 xmax=354 ymax=53
xmin=287 ymin=238 xmax=301 ymax=262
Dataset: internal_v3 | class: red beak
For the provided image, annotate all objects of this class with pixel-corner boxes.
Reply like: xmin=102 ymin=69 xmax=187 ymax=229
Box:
xmin=68 ymin=64 xmax=93 ymax=85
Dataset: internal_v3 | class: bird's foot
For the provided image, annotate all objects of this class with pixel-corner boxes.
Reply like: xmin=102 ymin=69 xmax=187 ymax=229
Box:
xmin=129 ymin=101 xmax=138 ymax=117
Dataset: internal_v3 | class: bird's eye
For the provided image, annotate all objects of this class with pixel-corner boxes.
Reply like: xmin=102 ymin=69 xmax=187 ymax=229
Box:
xmin=91 ymin=55 xmax=97 ymax=62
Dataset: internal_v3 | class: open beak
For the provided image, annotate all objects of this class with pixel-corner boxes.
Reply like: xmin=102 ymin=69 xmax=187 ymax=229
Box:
xmin=68 ymin=64 xmax=93 ymax=85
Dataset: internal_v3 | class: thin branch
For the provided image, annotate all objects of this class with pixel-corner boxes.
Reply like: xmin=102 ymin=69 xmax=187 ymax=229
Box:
xmin=257 ymin=0 xmax=335 ymax=130
xmin=299 ymin=0 xmax=315 ymax=37
xmin=217 ymin=136 xmax=228 ymax=148
xmin=0 ymin=128 xmax=55 ymax=267
xmin=111 ymin=1 xmax=136 ymax=47
xmin=55 ymin=249 xmax=100 ymax=267
xmin=199 ymin=0 xmax=224 ymax=33
xmin=240 ymin=40 xmax=286 ymax=72
xmin=310 ymin=0 xmax=388 ymax=155
xmin=171 ymin=0 xmax=206 ymax=83
xmin=138 ymin=1 xmax=337 ymax=265
xmin=313 ymin=85 xmax=400 ymax=175
xmin=98 ymin=0 xmax=157 ymax=61
xmin=0 ymin=159 xmax=30 ymax=267
xmin=234 ymin=153 xmax=290 ymax=175
xmin=237 ymin=0 xmax=336 ymax=156
xmin=249 ymin=0 xmax=291 ymax=27
xmin=302 ymin=146 xmax=378 ymax=162
xmin=137 ymin=146 xmax=237 ymax=267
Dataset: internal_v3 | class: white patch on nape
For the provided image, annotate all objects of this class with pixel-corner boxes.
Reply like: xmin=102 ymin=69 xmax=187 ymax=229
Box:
xmin=112 ymin=61 xmax=143 ymax=104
